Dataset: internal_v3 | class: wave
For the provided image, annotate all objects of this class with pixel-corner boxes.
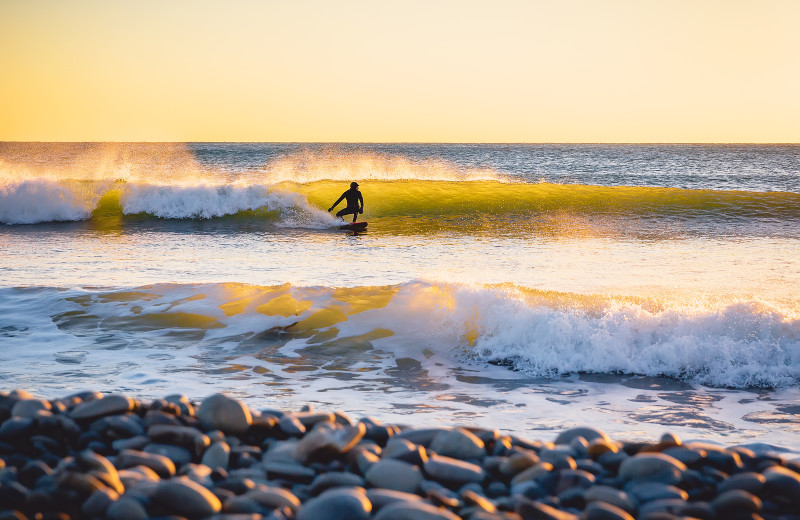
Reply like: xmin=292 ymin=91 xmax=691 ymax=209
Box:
xmin=4 ymin=281 xmax=798 ymax=389
xmin=3 ymin=178 xmax=799 ymax=227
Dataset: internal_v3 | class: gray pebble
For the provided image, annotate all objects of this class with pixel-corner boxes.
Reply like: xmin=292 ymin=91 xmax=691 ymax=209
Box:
xmin=374 ymin=500 xmax=461 ymax=520
xmin=106 ymin=496 xmax=148 ymax=520
xmin=69 ymin=394 xmax=133 ymax=420
xmin=583 ymin=501 xmax=634 ymax=520
xmin=711 ymin=489 xmax=762 ymax=513
xmin=115 ymin=449 xmax=176 ymax=479
xmin=198 ymin=394 xmax=253 ymax=435
xmin=618 ymin=453 xmax=686 ymax=485
xmin=424 ymin=454 xmax=485 ymax=485
xmin=366 ymin=459 xmax=422 ymax=493
xmin=203 ymin=441 xmax=231 ymax=469
xmin=365 ymin=488 xmax=423 ymax=510
xmin=296 ymin=487 xmax=371 ymax=520
xmin=152 ymin=477 xmax=223 ymax=517
xmin=430 ymin=428 xmax=486 ymax=460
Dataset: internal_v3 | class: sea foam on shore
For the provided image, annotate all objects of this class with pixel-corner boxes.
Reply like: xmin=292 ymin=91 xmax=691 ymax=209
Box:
xmin=1 ymin=390 xmax=799 ymax=520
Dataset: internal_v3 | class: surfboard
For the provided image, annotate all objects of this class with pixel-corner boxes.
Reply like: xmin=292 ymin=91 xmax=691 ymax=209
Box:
xmin=337 ymin=221 xmax=368 ymax=231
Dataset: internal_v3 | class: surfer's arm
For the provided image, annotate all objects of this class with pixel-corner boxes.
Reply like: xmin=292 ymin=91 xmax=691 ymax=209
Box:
xmin=328 ymin=193 xmax=346 ymax=212
xmin=358 ymin=192 xmax=364 ymax=213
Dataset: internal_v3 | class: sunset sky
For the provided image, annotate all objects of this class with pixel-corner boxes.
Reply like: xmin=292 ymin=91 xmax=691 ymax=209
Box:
xmin=1 ymin=0 xmax=798 ymax=142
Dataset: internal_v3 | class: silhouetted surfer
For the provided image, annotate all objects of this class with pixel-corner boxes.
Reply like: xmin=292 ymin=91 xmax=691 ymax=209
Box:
xmin=328 ymin=182 xmax=364 ymax=223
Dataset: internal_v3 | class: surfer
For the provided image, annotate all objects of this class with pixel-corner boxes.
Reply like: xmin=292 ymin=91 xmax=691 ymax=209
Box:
xmin=328 ymin=182 xmax=364 ymax=223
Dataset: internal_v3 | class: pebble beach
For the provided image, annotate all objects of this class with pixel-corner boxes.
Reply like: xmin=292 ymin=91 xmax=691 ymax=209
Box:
xmin=1 ymin=390 xmax=798 ymax=520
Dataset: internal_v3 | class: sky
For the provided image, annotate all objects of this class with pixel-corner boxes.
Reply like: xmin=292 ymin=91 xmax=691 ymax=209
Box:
xmin=1 ymin=0 xmax=799 ymax=142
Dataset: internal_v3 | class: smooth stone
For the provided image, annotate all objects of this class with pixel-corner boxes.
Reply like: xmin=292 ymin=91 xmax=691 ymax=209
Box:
xmin=555 ymin=427 xmax=610 ymax=446
xmin=461 ymin=489 xmax=496 ymax=513
xmin=636 ymin=498 xmax=688 ymax=517
xmin=152 ymin=477 xmax=223 ymax=517
xmin=116 ymin=449 xmax=177 ymax=479
xmin=222 ymin=496 xmax=261 ymax=514
xmin=355 ymin=447 xmax=381 ymax=475
xmin=93 ymin=414 xmax=147 ymax=438
xmin=430 ymin=428 xmax=485 ymax=460
xmin=145 ymin=443 xmax=192 ymax=467
xmin=70 ymin=394 xmax=134 ymax=420
xmin=515 ymin=498 xmax=579 ymax=520
xmin=583 ymin=486 xmax=636 ymax=515
xmin=203 ymin=442 xmax=231 ymax=469
xmin=763 ymin=465 xmax=800 ymax=500
xmin=294 ymin=422 xmax=365 ymax=463
xmin=81 ymin=487 xmax=120 ymax=517
xmin=626 ymin=482 xmax=688 ymax=503
xmin=279 ymin=415 xmax=306 ymax=436
xmin=539 ymin=451 xmax=577 ymax=471
xmin=366 ymin=459 xmax=422 ymax=493
xmin=244 ymin=485 xmax=302 ymax=511
xmin=296 ymin=487 xmax=371 ymax=520
xmin=718 ymin=472 xmax=766 ymax=494
xmin=0 ymin=417 xmax=35 ymax=439
xmin=374 ymin=500 xmax=461 ymax=520
xmin=11 ymin=399 xmax=51 ymax=418
xmin=583 ymin=501 xmax=634 ymax=520
xmin=112 ymin=435 xmax=150 ymax=452
xmin=661 ymin=446 xmax=705 ymax=466
xmin=107 ymin=496 xmax=148 ymax=520
xmin=148 ymin=424 xmax=204 ymax=445
xmin=555 ymin=469 xmax=595 ymax=493
xmin=424 ymin=455 xmax=485 ymax=485
xmin=618 ymin=453 xmax=686 ymax=485
xmin=366 ymin=489 xmax=424 ymax=510
xmin=198 ymin=394 xmax=253 ymax=435
xmin=262 ymin=461 xmax=316 ymax=483
xmin=309 ymin=471 xmax=365 ymax=495
xmin=292 ymin=411 xmax=336 ymax=428
xmin=498 ymin=452 xmax=539 ymax=479
xmin=394 ymin=428 xmax=451 ymax=447
xmin=511 ymin=462 xmax=555 ymax=486
xmin=711 ymin=489 xmax=762 ymax=512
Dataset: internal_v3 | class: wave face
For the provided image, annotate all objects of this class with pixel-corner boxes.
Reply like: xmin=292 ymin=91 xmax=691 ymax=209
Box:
xmin=2 ymin=143 xmax=799 ymax=231
xmin=2 ymin=282 xmax=797 ymax=390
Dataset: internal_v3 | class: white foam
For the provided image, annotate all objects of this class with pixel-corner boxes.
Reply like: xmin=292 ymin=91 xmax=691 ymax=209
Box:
xmin=0 ymin=179 xmax=99 ymax=224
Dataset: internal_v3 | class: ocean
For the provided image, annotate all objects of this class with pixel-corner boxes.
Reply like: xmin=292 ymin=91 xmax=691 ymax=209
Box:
xmin=1 ymin=142 xmax=798 ymax=450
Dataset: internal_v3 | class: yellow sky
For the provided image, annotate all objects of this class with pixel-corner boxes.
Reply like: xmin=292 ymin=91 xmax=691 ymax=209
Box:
xmin=1 ymin=0 xmax=798 ymax=142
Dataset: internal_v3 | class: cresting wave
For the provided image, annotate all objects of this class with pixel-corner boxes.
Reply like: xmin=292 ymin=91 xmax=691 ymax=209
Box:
xmin=3 ymin=281 xmax=798 ymax=389
xmin=3 ymin=179 xmax=800 ymax=226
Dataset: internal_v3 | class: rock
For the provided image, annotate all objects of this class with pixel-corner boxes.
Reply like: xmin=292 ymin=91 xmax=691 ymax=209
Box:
xmin=424 ymin=455 xmax=485 ymax=485
xmin=279 ymin=415 xmax=307 ymax=436
xmin=583 ymin=486 xmax=635 ymax=514
xmin=366 ymin=459 xmax=422 ymax=493
xmin=618 ymin=453 xmax=686 ymax=485
xmin=555 ymin=469 xmax=595 ymax=494
xmin=515 ymin=498 xmax=578 ymax=520
xmin=394 ymin=428 xmax=450 ymax=447
xmin=309 ymin=471 xmax=365 ymax=495
xmin=244 ymin=485 xmax=302 ymax=511
xmin=152 ymin=477 xmax=223 ymax=517
xmin=115 ymin=449 xmax=177 ymax=478
xmin=294 ymin=422 xmax=365 ymax=463
xmin=374 ymin=500 xmax=461 ymax=520
xmin=555 ymin=427 xmax=610 ymax=446
xmin=70 ymin=394 xmax=134 ymax=420
xmin=583 ymin=501 xmax=634 ymax=520
xmin=0 ymin=417 xmax=35 ymax=439
xmin=626 ymin=482 xmax=687 ymax=503
xmin=497 ymin=452 xmax=539 ymax=479
xmin=430 ymin=428 xmax=486 ymax=460
xmin=262 ymin=461 xmax=316 ymax=483
xmin=763 ymin=465 xmax=800 ymax=502
xmin=144 ymin=443 xmax=192 ymax=466
xmin=106 ymin=496 xmax=148 ymax=520
xmin=203 ymin=441 xmax=231 ymax=469
xmin=81 ymin=488 xmax=120 ymax=517
xmin=366 ymin=489 xmax=424 ymax=511
xmin=198 ymin=394 xmax=252 ymax=434
xmin=292 ymin=411 xmax=336 ymax=428
xmin=718 ymin=471 xmax=766 ymax=494
xmin=11 ymin=399 xmax=51 ymax=418
xmin=296 ymin=487 xmax=371 ymax=520
xmin=711 ymin=489 xmax=762 ymax=513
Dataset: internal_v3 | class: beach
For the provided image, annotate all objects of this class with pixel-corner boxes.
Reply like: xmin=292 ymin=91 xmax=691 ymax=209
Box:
xmin=1 ymin=142 xmax=799 ymax=518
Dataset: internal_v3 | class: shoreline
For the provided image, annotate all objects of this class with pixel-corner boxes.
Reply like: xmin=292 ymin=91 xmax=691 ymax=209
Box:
xmin=1 ymin=390 xmax=798 ymax=520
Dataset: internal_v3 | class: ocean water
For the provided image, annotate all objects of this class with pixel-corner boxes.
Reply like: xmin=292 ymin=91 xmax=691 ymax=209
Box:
xmin=1 ymin=142 xmax=799 ymax=449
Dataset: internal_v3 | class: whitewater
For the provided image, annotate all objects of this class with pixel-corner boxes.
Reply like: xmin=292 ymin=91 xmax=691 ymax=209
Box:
xmin=1 ymin=142 xmax=799 ymax=449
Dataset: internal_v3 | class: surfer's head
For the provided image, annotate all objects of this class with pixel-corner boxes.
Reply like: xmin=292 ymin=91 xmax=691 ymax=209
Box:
xmin=350 ymin=182 xmax=359 ymax=189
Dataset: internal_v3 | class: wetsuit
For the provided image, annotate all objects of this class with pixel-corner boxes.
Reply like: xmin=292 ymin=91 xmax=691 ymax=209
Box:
xmin=329 ymin=188 xmax=363 ymax=223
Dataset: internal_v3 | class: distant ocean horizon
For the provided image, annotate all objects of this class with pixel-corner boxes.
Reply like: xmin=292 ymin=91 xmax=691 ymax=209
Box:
xmin=1 ymin=142 xmax=798 ymax=449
